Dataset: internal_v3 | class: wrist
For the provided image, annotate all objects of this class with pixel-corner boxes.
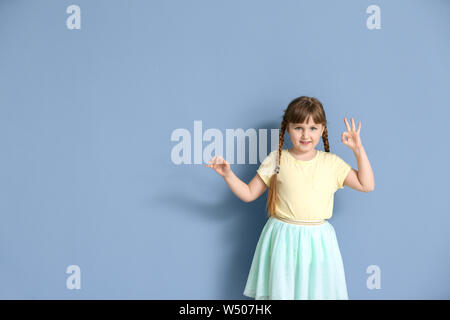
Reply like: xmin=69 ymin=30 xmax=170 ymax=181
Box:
xmin=223 ymin=170 xmax=233 ymax=179
xmin=353 ymin=144 xmax=364 ymax=154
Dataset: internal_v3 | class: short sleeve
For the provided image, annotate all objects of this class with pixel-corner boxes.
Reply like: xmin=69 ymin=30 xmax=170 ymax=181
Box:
xmin=332 ymin=153 xmax=352 ymax=190
xmin=256 ymin=151 xmax=278 ymax=187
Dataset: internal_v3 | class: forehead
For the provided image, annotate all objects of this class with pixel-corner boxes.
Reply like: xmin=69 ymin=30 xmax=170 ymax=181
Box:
xmin=290 ymin=115 xmax=320 ymax=126
xmin=290 ymin=119 xmax=321 ymax=126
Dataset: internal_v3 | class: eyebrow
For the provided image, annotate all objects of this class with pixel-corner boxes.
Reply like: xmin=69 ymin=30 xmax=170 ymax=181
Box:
xmin=292 ymin=124 xmax=319 ymax=127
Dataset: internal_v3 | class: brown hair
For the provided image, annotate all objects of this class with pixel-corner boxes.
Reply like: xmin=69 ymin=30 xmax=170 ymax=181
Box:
xmin=267 ymin=96 xmax=330 ymax=217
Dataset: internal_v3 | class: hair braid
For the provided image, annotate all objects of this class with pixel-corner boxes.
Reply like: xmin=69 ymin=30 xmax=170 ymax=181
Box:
xmin=322 ymin=125 xmax=330 ymax=152
xmin=267 ymin=118 xmax=287 ymax=217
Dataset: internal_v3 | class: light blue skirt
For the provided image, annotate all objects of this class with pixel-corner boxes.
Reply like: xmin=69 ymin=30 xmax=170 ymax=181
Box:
xmin=243 ymin=217 xmax=349 ymax=300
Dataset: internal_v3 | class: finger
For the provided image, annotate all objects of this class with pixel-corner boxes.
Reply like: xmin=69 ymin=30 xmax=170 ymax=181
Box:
xmin=351 ymin=118 xmax=356 ymax=132
xmin=357 ymin=121 xmax=361 ymax=134
xmin=341 ymin=135 xmax=347 ymax=146
xmin=342 ymin=132 xmax=349 ymax=144
xmin=344 ymin=117 xmax=351 ymax=132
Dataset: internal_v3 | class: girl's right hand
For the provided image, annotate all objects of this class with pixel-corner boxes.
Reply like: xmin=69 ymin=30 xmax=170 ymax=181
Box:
xmin=205 ymin=156 xmax=231 ymax=178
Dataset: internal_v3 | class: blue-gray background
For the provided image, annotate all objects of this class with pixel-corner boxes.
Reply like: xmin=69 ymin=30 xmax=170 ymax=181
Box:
xmin=1 ymin=0 xmax=449 ymax=299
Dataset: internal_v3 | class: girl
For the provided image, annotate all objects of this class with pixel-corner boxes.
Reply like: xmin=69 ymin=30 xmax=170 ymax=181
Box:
xmin=206 ymin=96 xmax=375 ymax=300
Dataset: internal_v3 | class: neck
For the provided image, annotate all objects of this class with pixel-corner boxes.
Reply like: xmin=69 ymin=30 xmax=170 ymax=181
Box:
xmin=288 ymin=148 xmax=317 ymax=159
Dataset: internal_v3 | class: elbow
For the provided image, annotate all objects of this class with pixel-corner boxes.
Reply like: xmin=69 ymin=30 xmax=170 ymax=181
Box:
xmin=243 ymin=195 xmax=255 ymax=203
xmin=241 ymin=194 xmax=251 ymax=203
xmin=244 ymin=186 xmax=256 ymax=203
xmin=364 ymin=185 xmax=375 ymax=192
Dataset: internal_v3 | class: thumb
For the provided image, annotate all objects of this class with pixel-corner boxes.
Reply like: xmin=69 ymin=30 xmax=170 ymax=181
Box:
xmin=341 ymin=132 xmax=350 ymax=145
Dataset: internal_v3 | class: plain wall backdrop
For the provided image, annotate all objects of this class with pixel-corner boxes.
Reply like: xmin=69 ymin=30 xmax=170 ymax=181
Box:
xmin=0 ymin=0 xmax=449 ymax=299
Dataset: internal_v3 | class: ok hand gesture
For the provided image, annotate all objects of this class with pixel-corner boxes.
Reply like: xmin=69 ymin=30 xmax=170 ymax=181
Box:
xmin=342 ymin=117 xmax=363 ymax=151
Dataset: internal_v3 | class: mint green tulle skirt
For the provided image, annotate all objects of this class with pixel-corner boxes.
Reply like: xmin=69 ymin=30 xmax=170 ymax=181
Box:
xmin=243 ymin=217 xmax=349 ymax=300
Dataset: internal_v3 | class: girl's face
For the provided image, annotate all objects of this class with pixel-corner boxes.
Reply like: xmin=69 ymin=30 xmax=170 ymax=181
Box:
xmin=288 ymin=117 xmax=324 ymax=151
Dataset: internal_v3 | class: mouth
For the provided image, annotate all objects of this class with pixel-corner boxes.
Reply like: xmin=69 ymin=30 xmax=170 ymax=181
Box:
xmin=300 ymin=141 xmax=311 ymax=145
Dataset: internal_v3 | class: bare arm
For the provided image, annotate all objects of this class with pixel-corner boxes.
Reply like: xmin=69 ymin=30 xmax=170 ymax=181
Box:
xmin=223 ymin=171 xmax=267 ymax=203
xmin=205 ymin=155 xmax=268 ymax=202
xmin=347 ymin=144 xmax=375 ymax=192
xmin=342 ymin=118 xmax=375 ymax=192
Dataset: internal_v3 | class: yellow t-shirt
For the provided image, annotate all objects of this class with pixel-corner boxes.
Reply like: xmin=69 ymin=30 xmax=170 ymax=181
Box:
xmin=257 ymin=148 xmax=352 ymax=221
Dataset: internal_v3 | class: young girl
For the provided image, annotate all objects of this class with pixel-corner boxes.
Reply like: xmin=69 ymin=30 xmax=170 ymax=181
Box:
xmin=206 ymin=96 xmax=375 ymax=300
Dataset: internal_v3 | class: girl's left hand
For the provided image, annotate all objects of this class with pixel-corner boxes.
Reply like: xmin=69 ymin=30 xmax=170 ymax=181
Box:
xmin=342 ymin=117 xmax=363 ymax=151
